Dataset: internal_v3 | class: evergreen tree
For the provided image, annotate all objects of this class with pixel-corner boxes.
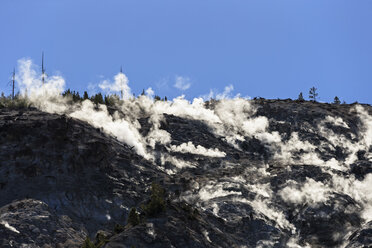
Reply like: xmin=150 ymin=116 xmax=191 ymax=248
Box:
xmin=141 ymin=89 xmax=145 ymax=96
xmin=104 ymin=95 xmax=110 ymax=106
xmin=92 ymin=93 xmax=104 ymax=104
xmin=83 ymin=91 xmax=89 ymax=100
xmin=309 ymin=87 xmax=318 ymax=102
xmin=143 ymin=183 xmax=166 ymax=217
xmin=104 ymin=95 xmax=118 ymax=106
xmin=297 ymin=92 xmax=304 ymax=101
xmin=72 ymin=91 xmax=81 ymax=102
xmin=127 ymin=207 xmax=140 ymax=226
xmin=62 ymin=89 xmax=72 ymax=97
xmin=333 ymin=96 xmax=341 ymax=104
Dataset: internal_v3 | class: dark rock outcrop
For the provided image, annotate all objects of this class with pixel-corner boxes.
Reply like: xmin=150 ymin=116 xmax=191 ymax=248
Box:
xmin=0 ymin=99 xmax=371 ymax=247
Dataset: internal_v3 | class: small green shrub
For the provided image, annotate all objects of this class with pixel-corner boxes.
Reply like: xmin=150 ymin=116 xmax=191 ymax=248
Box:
xmin=333 ymin=96 xmax=341 ymax=104
xmin=127 ymin=207 xmax=140 ymax=226
xmin=0 ymin=94 xmax=31 ymax=109
xmin=114 ymin=223 xmax=125 ymax=234
xmin=181 ymin=203 xmax=199 ymax=220
xmin=95 ymin=232 xmax=109 ymax=247
xmin=297 ymin=92 xmax=304 ymax=101
xmin=81 ymin=237 xmax=96 ymax=248
xmin=143 ymin=182 xmax=166 ymax=217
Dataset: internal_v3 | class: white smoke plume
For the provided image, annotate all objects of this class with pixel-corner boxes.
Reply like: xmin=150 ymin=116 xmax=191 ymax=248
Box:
xmin=323 ymin=115 xmax=349 ymax=128
xmin=69 ymin=100 xmax=149 ymax=158
xmin=0 ymin=221 xmax=20 ymax=234
xmin=174 ymin=76 xmax=191 ymax=91
xmin=331 ymin=173 xmax=372 ymax=222
xmin=202 ymin=84 xmax=235 ymax=100
xmin=279 ymin=178 xmax=331 ymax=206
xmin=99 ymin=71 xmax=131 ymax=99
xmin=245 ymin=181 xmax=296 ymax=232
xmin=145 ymin=87 xmax=155 ymax=98
xmin=169 ymin=142 xmax=226 ymax=157
xmin=16 ymin=58 xmax=67 ymax=113
xmin=160 ymin=154 xmax=196 ymax=170
xmin=198 ymin=182 xmax=242 ymax=202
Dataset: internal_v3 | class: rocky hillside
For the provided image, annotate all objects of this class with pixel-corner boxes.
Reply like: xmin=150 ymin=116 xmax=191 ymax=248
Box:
xmin=0 ymin=99 xmax=371 ymax=248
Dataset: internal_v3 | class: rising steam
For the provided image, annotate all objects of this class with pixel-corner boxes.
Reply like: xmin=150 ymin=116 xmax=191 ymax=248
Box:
xmin=13 ymin=58 xmax=372 ymax=246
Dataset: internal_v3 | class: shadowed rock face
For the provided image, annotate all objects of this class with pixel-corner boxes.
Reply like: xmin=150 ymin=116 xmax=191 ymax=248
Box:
xmin=0 ymin=109 xmax=165 ymax=247
xmin=0 ymin=199 xmax=86 ymax=248
xmin=0 ymin=100 xmax=371 ymax=248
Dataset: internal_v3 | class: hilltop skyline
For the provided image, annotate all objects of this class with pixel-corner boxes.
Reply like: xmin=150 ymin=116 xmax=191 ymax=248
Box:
xmin=1 ymin=0 xmax=372 ymax=103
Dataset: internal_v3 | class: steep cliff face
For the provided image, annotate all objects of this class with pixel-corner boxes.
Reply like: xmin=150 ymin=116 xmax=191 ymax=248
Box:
xmin=0 ymin=99 xmax=371 ymax=247
xmin=0 ymin=109 xmax=164 ymax=247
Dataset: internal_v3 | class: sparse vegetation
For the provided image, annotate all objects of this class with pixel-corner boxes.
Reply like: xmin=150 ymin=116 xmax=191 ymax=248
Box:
xmin=114 ymin=223 xmax=125 ymax=234
xmin=297 ymin=92 xmax=304 ymax=101
xmin=91 ymin=92 xmax=104 ymax=105
xmin=81 ymin=233 xmax=108 ymax=248
xmin=81 ymin=237 xmax=96 ymax=248
xmin=0 ymin=93 xmax=31 ymax=109
xmin=181 ymin=203 xmax=199 ymax=220
xmin=62 ymin=89 xmax=82 ymax=102
xmin=127 ymin=207 xmax=140 ymax=226
xmin=333 ymin=96 xmax=341 ymax=104
xmin=104 ymin=94 xmax=120 ymax=106
xmin=1 ymin=84 xmax=356 ymax=114
xmin=59 ymin=89 xmax=169 ymax=106
xmin=95 ymin=232 xmax=109 ymax=247
xmin=142 ymin=182 xmax=166 ymax=217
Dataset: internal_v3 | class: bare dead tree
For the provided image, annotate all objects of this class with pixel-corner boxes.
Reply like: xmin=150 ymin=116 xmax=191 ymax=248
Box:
xmin=12 ymin=68 xmax=15 ymax=100
xmin=42 ymin=52 xmax=45 ymax=85
xmin=309 ymin=87 xmax=318 ymax=102
xmin=120 ymin=66 xmax=123 ymax=100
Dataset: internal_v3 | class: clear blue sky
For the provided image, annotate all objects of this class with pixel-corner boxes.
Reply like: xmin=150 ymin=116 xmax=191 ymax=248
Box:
xmin=1 ymin=0 xmax=371 ymax=103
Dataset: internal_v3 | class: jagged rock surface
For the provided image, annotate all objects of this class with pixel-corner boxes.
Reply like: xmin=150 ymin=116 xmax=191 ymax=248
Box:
xmin=0 ymin=100 xmax=371 ymax=247
xmin=0 ymin=199 xmax=86 ymax=247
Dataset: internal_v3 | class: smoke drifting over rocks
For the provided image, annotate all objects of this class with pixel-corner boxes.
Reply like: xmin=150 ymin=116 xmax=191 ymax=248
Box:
xmin=0 ymin=59 xmax=371 ymax=247
xmin=169 ymin=142 xmax=226 ymax=157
